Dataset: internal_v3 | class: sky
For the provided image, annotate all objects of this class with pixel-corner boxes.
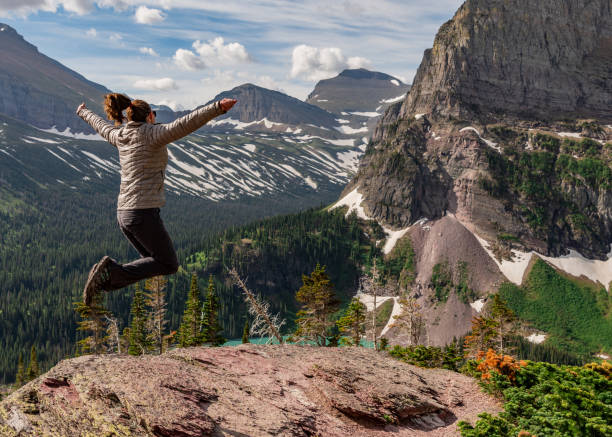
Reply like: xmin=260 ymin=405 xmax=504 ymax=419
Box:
xmin=0 ymin=1 xmax=464 ymax=110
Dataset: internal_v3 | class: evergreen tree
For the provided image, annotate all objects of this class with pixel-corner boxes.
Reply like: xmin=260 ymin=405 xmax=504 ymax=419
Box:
xmin=464 ymin=315 xmax=498 ymax=358
xmin=178 ymin=273 xmax=204 ymax=347
xmin=128 ymin=283 xmax=150 ymax=355
xmin=242 ymin=319 xmax=250 ymax=344
xmin=25 ymin=345 xmax=39 ymax=382
xmin=74 ymin=293 xmax=110 ymax=356
xmin=145 ymin=276 xmax=169 ymax=354
xmin=201 ymin=275 xmax=226 ymax=346
xmin=294 ymin=264 xmax=340 ymax=346
xmin=490 ymin=294 xmax=518 ymax=355
xmin=336 ymin=297 xmax=366 ymax=346
xmin=15 ymin=352 xmax=24 ymax=388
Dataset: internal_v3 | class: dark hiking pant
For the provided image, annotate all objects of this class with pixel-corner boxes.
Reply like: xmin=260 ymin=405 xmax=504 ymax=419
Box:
xmin=105 ymin=208 xmax=179 ymax=291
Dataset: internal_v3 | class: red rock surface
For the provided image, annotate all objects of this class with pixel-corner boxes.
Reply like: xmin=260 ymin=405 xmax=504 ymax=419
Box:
xmin=0 ymin=345 xmax=500 ymax=436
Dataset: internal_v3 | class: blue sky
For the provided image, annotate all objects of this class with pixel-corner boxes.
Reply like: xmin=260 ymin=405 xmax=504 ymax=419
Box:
xmin=0 ymin=1 xmax=464 ymax=110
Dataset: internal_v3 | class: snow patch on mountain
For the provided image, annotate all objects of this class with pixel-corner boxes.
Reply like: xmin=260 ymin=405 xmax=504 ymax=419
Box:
xmin=332 ymin=188 xmax=411 ymax=254
xmin=25 ymin=136 xmax=60 ymax=144
xmin=459 ymin=127 xmax=500 ymax=152
xmin=458 ymin=213 xmax=612 ymax=287
xmin=40 ymin=126 xmax=102 ymax=141
xmin=334 ymin=125 xmax=369 ymax=134
xmin=380 ymin=94 xmax=406 ymax=104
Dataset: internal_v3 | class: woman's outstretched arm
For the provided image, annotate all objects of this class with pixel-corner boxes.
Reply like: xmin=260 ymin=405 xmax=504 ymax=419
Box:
xmin=149 ymin=98 xmax=237 ymax=147
xmin=76 ymin=103 xmax=120 ymax=147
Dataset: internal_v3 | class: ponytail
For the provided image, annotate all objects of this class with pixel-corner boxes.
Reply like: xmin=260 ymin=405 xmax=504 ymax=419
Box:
xmin=104 ymin=93 xmax=151 ymax=125
xmin=104 ymin=93 xmax=131 ymax=126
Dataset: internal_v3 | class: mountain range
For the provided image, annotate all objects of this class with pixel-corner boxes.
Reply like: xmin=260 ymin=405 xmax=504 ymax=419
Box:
xmin=2 ymin=0 xmax=612 ymax=385
xmin=0 ymin=22 xmax=406 ymax=383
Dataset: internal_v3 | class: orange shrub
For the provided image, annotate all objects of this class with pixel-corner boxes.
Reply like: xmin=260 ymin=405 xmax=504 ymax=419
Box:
xmin=476 ymin=349 xmax=527 ymax=382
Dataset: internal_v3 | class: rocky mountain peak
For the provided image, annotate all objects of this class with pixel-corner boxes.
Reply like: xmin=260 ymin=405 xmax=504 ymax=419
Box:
xmin=0 ymin=24 xmax=110 ymax=133
xmin=338 ymin=0 xmax=612 ymax=344
xmin=337 ymin=68 xmax=397 ymax=81
xmin=0 ymin=23 xmax=31 ymax=46
xmin=208 ymin=82 xmax=339 ymax=128
xmin=402 ymin=0 xmax=612 ymax=122
xmin=307 ymin=68 xmax=410 ymax=114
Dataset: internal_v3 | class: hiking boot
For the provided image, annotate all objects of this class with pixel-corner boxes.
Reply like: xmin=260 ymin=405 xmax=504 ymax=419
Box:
xmin=83 ymin=256 xmax=112 ymax=306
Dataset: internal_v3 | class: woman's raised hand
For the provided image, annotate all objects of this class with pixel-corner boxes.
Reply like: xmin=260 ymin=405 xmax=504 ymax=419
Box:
xmin=76 ymin=102 xmax=86 ymax=113
xmin=219 ymin=98 xmax=237 ymax=112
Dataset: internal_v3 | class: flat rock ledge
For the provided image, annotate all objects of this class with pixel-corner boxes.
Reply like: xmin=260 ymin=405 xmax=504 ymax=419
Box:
xmin=0 ymin=345 xmax=500 ymax=436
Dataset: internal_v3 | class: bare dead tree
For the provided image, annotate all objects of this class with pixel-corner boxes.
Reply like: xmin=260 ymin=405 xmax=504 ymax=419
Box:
xmin=145 ymin=276 xmax=169 ymax=354
xmin=390 ymin=293 xmax=424 ymax=345
xmin=229 ymin=268 xmax=285 ymax=344
xmin=370 ymin=257 xmax=381 ymax=350
xmin=104 ymin=315 xmax=121 ymax=354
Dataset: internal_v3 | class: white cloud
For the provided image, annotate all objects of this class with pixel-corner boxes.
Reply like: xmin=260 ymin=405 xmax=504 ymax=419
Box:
xmin=290 ymin=45 xmax=371 ymax=81
xmin=0 ymin=0 xmax=94 ymax=16
xmin=134 ymin=5 xmax=166 ymax=25
xmin=173 ymin=37 xmax=251 ymax=71
xmin=173 ymin=48 xmax=206 ymax=71
xmin=139 ymin=47 xmax=159 ymax=57
xmin=133 ymin=77 xmax=177 ymax=91
xmin=193 ymin=37 xmax=251 ymax=64
xmin=109 ymin=32 xmax=122 ymax=42
xmin=86 ymin=27 xmax=97 ymax=37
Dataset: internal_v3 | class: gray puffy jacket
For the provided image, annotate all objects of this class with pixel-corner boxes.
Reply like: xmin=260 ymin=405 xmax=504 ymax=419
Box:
xmin=78 ymin=102 xmax=224 ymax=210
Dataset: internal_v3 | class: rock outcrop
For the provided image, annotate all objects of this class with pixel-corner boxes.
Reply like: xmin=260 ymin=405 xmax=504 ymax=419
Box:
xmin=0 ymin=345 xmax=500 ymax=436
xmin=402 ymin=0 xmax=612 ymax=122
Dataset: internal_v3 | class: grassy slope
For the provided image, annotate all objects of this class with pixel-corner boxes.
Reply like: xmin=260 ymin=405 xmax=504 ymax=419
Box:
xmin=499 ymin=258 xmax=612 ymax=358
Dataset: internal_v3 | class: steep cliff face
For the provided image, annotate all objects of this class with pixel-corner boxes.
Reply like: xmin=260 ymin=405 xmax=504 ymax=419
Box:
xmin=402 ymin=0 xmax=612 ymax=122
xmin=0 ymin=24 xmax=110 ymax=132
xmin=339 ymin=0 xmax=612 ymax=344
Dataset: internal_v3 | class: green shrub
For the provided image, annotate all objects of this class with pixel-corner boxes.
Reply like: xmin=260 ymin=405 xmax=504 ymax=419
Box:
xmin=459 ymin=361 xmax=612 ymax=436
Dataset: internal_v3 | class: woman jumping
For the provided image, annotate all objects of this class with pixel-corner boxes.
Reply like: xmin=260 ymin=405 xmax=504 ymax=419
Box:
xmin=77 ymin=94 xmax=237 ymax=306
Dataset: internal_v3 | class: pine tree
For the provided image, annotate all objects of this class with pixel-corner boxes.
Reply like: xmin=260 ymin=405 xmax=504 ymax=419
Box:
xmin=25 ymin=345 xmax=39 ymax=382
xmin=178 ymin=273 xmax=204 ymax=347
xmin=294 ymin=264 xmax=340 ymax=346
xmin=490 ymin=294 xmax=518 ymax=355
xmin=242 ymin=319 xmax=250 ymax=344
xmin=74 ymin=293 xmax=109 ymax=356
xmin=336 ymin=297 xmax=367 ymax=346
xmin=464 ymin=315 xmax=498 ymax=358
xmin=15 ymin=352 xmax=24 ymax=388
xmin=128 ymin=283 xmax=150 ymax=355
xmin=201 ymin=275 xmax=226 ymax=346
xmin=145 ymin=276 xmax=169 ymax=354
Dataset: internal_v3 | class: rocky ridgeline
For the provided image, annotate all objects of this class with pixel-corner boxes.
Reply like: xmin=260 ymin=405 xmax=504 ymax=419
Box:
xmin=0 ymin=24 xmax=109 ymax=133
xmin=402 ymin=0 xmax=612 ymax=122
xmin=0 ymin=345 xmax=499 ymax=436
